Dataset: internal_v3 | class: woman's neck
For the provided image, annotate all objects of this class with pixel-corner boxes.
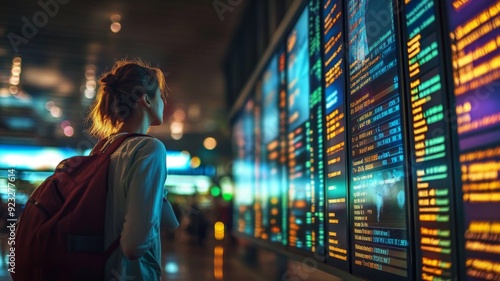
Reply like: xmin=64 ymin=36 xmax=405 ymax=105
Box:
xmin=114 ymin=115 xmax=150 ymax=135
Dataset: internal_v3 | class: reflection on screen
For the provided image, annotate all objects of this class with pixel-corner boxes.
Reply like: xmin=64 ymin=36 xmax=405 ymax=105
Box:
xmin=347 ymin=0 xmax=410 ymax=279
xmin=446 ymin=1 xmax=500 ymax=279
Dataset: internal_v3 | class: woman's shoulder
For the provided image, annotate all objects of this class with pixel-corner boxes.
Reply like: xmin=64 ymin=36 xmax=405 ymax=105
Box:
xmin=118 ymin=136 xmax=166 ymax=156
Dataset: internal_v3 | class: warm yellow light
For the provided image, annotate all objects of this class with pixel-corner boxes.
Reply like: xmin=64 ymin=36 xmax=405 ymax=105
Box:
xmin=170 ymin=121 xmax=183 ymax=134
xmin=9 ymin=86 xmax=18 ymax=95
xmin=12 ymin=66 xmax=21 ymax=76
xmin=50 ymin=106 xmax=62 ymax=118
xmin=173 ymin=109 xmax=186 ymax=121
xmin=9 ymin=76 xmax=19 ymax=85
xmin=84 ymin=89 xmax=95 ymax=99
xmin=86 ymin=80 xmax=96 ymax=91
xmin=85 ymin=69 xmax=95 ymax=80
xmin=171 ymin=132 xmax=183 ymax=140
xmin=110 ymin=22 xmax=121 ymax=33
xmin=12 ymin=57 xmax=21 ymax=65
xmin=190 ymin=156 xmax=201 ymax=168
xmin=203 ymin=137 xmax=217 ymax=150
xmin=110 ymin=14 xmax=121 ymax=22
xmin=214 ymin=221 xmax=225 ymax=240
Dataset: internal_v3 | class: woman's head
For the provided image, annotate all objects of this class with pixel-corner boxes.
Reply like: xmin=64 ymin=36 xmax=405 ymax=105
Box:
xmin=86 ymin=59 xmax=168 ymax=139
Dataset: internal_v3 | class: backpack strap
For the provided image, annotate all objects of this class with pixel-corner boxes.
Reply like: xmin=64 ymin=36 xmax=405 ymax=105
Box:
xmin=105 ymin=235 xmax=121 ymax=260
xmin=91 ymin=133 xmax=152 ymax=156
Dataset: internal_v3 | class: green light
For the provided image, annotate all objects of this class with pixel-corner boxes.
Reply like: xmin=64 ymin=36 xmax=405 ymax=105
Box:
xmin=211 ymin=186 xmax=221 ymax=197
xmin=222 ymin=193 xmax=233 ymax=201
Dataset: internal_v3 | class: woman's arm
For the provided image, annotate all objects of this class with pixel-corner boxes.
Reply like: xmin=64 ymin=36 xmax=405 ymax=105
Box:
xmin=161 ymin=198 xmax=180 ymax=231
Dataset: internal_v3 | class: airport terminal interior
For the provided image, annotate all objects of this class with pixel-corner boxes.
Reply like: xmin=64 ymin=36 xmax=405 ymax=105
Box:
xmin=1 ymin=0 xmax=500 ymax=280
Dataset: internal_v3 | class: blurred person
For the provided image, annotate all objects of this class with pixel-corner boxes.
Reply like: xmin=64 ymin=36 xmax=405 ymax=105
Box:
xmin=186 ymin=195 xmax=208 ymax=246
xmin=86 ymin=59 xmax=179 ymax=281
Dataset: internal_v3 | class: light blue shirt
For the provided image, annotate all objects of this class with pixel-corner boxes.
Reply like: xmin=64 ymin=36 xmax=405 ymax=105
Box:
xmin=104 ymin=135 xmax=167 ymax=281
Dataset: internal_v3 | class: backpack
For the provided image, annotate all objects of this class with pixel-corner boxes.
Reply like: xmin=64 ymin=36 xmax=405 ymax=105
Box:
xmin=12 ymin=133 xmax=149 ymax=281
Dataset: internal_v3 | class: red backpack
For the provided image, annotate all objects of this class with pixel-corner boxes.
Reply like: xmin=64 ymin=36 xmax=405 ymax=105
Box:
xmin=12 ymin=133 xmax=149 ymax=281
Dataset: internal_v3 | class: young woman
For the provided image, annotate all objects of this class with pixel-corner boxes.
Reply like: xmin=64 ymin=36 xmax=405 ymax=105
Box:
xmin=86 ymin=59 xmax=179 ymax=281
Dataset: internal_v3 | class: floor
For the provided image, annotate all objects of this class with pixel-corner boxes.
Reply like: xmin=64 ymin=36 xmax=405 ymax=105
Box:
xmin=0 ymin=232 xmax=265 ymax=281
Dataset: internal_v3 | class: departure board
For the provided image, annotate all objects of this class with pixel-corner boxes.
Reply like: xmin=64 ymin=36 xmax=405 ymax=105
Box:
xmin=287 ymin=6 xmax=313 ymax=252
xmin=446 ymin=1 xmax=500 ymax=279
xmin=261 ymin=53 xmax=283 ymax=243
xmin=308 ymin=0 xmax=325 ymax=255
xmin=322 ymin=0 xmax=349 ymax=269
xmin=254 ymin=81 xmax=265 ymax=239
xmin=278 ymin=46 xmax=288 ymax=246
xmin=346 ymin=0 xmax=411 ymax=279
xmin=232 ymin=99 xmax=255 ymax=236
xmin=401 ymin=0 xmax=458 ymax=280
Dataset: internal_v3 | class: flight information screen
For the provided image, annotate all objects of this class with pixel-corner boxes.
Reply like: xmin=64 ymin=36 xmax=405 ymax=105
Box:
xmin=261 ymin=53 xmax=284 ymax=243
xmin=402 ymin=0 xmax=458 ymax=280
xmin=346 ymin=0 xmax=410 ymax=279
xmin=322 ymin=0 xmax=349 ymax=270
xmin=308 ymin=0 xmax=326 ymax=255
xmin=286 ymin=6 xmax=313 ymax=252
xmin=446 ymin=1 xmax=500 ymax=279
xmin=232 ymin=99 xmax=255 ymax=237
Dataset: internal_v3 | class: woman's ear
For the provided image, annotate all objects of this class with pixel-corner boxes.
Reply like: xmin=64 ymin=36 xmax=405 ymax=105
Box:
xmin=142 ymin=94 xmax=152 ymax=108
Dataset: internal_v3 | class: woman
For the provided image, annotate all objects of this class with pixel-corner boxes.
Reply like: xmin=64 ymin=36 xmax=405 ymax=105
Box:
xmin=86 ymin=59 xmax=179 ymax=281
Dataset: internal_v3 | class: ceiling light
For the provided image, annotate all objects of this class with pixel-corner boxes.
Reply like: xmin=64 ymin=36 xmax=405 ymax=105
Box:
xmin=203 ymin=137 xmax=217 ymax=150
xmin=85 ymin=69 xmax=95 ymax=80
xmin=110 ymin=14 xmax=121 ymax=22
xmin=84 ymin=89 xmax=95 ymax=99
xmin=86 ymin=80 xmax=96 ymax=91
xmin=50 ymin=106 xmax=62 ymax=118
xmin=190 ymin=156 xmax=201 ymax=168
xmin=173 ymin=109 xmax=186 ymax=121
xmin=45 ymin=101 xmax=55 ymax=110
xmin=12 ymin=57 xmax=21 ymax=65
xmin=110 ymin=22 xmax=121 ymax=33
xmin=63 ymin=126 xmax=74 ymax=137
xmin=170 ymin=121 xmax=183 ymax=134
xmin=171 ymin=132 xmax=183 ymax=140
xmin=9 ymin=86 xmax=19 ymax=95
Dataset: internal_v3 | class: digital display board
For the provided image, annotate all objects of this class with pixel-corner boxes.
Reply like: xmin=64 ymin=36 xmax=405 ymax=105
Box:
xmin=346 ymin=0 xmax=410 ymax=279
xmin=446 ymin=1 xmax=500 ymax=279
xmin=232 ymin=99 xmax=255 ymax=236
xmin=401 ymin=0 xmax=459 ymax=280
xmin=322 ymin=0 xmax=349 ymax=270
xmin=308 ymin=0 xmax=326 ymax=255
xmin=254 ymin=81 xmax=265 ymax=239
xmin=261 ymin=53 xmax=284 ymax=243
xmin=286 ymin=6 xmax=313 ymax=252
xmin=278 ymin=46 xmax=289 ymax=246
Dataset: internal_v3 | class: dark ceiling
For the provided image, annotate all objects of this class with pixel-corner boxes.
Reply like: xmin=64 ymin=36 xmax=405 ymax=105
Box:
xmin=0 ymin=0 xmax=246 ymax=166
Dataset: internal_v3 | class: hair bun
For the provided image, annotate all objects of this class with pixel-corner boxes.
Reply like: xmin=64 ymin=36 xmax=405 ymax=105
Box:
xmin=102 ymin=73 xmax=119 ymax=92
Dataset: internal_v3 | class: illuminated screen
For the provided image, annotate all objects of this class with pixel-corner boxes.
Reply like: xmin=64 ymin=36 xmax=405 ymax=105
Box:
xmin=286 ymin=6 xmax=314 ymax=252
xmin=308 ymin=0 xmax=326 ymax=256
xmin=260 ymin=53 xmax=281 ymax=242
xmin=278 ymin=46 xmax=289 ymax=246
xmin=322 ymin=0 xmax=349 ymax=269
xmin=401 ymin=0 xmax=459 ymax=280
xmin=232 ymin=99 xmax=255 ymax=236
xmin=255 ymin=81 xmax=264 ymax=239
xmin=346 ymin=0 xmax=410 ymax=279
xmin=0 ymin=144 xmax=79 ymax=171
xmin=446 ymin=1 xmax=500 ymax=279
